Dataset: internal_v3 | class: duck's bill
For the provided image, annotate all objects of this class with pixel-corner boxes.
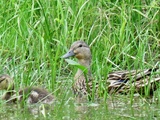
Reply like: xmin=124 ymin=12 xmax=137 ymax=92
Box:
xmin=61 ymin=50 xmax=75 ymax=59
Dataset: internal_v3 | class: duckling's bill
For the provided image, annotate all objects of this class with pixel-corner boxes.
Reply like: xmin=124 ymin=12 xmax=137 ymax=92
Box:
xmin=61 ymin=50 xmax=75 ymax=59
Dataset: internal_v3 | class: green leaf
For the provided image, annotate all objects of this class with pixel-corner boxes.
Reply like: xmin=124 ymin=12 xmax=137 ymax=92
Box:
xmin=65 ymin=59 xmax=88 ymax=74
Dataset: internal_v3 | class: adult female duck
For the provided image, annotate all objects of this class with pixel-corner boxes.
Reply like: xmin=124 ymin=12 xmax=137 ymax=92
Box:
xmin=62 ymin=40 xmax=160 ymax=97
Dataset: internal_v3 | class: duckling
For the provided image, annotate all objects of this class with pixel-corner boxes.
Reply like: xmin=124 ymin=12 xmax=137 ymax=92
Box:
xmin=0 ymin=74 xmax=15 ymax=102
xmin=0 ymin=74 xmax=54 ymax=104
xmin=61 ymin=40 xmax=160 ymax=97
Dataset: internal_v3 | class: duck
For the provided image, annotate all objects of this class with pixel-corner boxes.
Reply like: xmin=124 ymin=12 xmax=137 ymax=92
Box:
xmin=61 ymin=40 xmax=160 ymax=97
xmin=0 ymin=74 xmax=54 ymax=105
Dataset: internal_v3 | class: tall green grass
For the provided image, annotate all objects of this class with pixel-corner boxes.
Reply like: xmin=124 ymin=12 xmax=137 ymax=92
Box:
xmin=0 ymin=0 xmax=160 ymax=119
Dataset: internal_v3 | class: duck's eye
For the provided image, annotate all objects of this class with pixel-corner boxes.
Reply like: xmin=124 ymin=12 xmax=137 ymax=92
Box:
xmin=79 ymin=44 xmax=82 ymax=47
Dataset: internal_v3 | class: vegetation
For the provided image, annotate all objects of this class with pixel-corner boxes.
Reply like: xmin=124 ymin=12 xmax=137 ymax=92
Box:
xmin=0 ymin=0 xmax=159 ymax=119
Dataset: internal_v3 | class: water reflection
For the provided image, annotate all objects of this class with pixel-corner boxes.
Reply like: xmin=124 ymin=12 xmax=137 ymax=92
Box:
xmin=0 ymin=94 xmax=160 ymax=119
xmin=74 ymin=94 xmax=160 ymax=119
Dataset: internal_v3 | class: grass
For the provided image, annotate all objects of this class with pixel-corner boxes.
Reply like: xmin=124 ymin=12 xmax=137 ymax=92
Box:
xmin=0 ymin=0 xmax=160 ymax=119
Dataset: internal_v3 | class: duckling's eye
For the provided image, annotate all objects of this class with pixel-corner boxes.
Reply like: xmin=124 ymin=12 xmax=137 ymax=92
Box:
xmin=79 ymin=44 xmax=82 ymax=47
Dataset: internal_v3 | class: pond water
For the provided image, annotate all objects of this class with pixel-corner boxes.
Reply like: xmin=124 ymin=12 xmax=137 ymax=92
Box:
xmin=0 ymin=92 xmax=160 ymax=120
xmin=0 ymin=76 xmax=160 ymax=120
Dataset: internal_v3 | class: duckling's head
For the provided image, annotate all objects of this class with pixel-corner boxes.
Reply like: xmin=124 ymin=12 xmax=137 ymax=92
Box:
xmin=0 ymin=74 xmax=14 ymax=90
xmin=61 ymin=40 xmax=92 ymax=66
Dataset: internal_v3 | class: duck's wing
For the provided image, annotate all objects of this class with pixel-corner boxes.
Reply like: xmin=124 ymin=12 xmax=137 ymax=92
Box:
xmin=18 ymin=87 xmax=54 ymax=104
xmin=30 ymin=87 xmax=54 ymax=104
xmin=107 ymin=67 xmax=160 ymax=94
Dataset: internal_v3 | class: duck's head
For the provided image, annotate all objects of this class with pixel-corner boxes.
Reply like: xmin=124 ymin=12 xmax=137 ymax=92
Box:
xmin=0 ymin=74 xmax=14 ymax=90
xmin=61 ymin=40 xmax=92 ymax=66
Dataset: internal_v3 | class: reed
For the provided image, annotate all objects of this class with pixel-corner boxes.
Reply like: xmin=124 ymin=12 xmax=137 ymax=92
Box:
xmin=0 ymin=0 xmax=159 ymax=119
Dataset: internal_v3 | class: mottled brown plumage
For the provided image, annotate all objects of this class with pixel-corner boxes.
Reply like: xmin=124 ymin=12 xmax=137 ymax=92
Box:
xmin=62 ymin=40 xmax=160 ymax=97
xmin=18 ymin=87 xmax=54 ymax=104
xmin=62 ymin=41 xmax=93 ymax=97
xmin=0 ymin=74 xmax=54 ymax=104
xmin=107 ymin=68 xmax=160 ymax=94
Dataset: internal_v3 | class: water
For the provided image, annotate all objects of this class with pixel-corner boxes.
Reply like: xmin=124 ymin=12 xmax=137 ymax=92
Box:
xmin=0 ymin=94 xmax=160 ymax=120
xmin=0 ymin=79 xmax=160 ymax=120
